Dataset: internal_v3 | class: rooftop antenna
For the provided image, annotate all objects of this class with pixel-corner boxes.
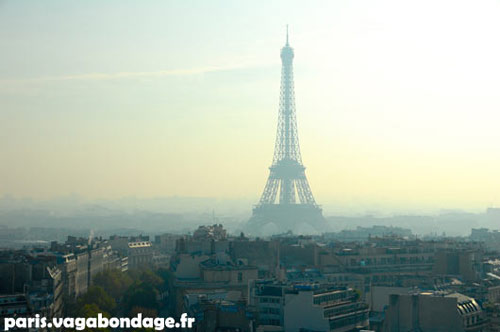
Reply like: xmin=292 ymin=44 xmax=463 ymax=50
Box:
xmin=286 ymin=24 xmax=289 ymax=46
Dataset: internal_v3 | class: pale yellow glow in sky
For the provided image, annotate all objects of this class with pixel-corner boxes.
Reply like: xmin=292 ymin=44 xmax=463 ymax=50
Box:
xmin=1 ymin=0 xmax=500 ymax=214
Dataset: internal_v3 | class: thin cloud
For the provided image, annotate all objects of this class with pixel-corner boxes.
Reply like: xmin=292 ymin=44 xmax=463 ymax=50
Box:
xmin=0 ymin=63 xmax=251 ymax=85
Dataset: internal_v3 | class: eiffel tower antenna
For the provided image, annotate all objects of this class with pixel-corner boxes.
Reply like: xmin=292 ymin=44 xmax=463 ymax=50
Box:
xmin=247 ymin=28 xmax=325 ymax=235
xmin=286 ymin=24 xmax=289 ymax=46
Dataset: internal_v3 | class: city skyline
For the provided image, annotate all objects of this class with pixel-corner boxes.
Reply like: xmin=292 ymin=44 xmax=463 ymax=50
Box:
xmin=2 ymin=0 xmax=500 ymax=214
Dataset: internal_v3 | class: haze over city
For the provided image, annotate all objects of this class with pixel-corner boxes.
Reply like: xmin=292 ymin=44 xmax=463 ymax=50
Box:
xmin=2 ymin=0 xmax=500 ymax=216
xmin=6 ymin=2 xmax=500 ymax=332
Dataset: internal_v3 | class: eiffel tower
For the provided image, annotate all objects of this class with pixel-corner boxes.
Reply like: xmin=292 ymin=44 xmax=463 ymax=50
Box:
xmin=247 ymin=28 xmax=325 ymax=235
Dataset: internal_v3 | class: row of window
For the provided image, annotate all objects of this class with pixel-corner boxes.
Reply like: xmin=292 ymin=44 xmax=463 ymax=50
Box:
xmin=261 ymin=318 xmax=281 ymax=326
xmin=260 ymin=307 xmax=280 ymax=315
xmin=329 ymin=312 xmax=368 ymax=329
xmin=350 ymin=256 xmax=433 ymax=266
xmin=0 ymin=308 xmax=28 ymax=315
xmin=0 ymin=297 xmax=25 ymax=304
xmin=464 ymin=315 xmax=481 ymax=326
xmin=259 ymin=297 xmax=281 ymax=304
xmin=323 ymin=302 xmax=367 ymax=318
xmin=313 ymin=291 xmax=350 ymax=305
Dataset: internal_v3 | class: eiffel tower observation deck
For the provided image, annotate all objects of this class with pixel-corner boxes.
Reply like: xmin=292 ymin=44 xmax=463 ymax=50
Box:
xmin=247 ymin=28 xmax=326 ymax=235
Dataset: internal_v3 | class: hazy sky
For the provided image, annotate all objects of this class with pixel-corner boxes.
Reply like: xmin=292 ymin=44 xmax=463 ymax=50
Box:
xmin=2 ymin=0 xmax=500 ymax=214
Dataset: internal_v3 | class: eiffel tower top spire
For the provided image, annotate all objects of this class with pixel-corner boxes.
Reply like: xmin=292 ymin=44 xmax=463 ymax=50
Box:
xmin=286 ymin=24 xmax=289 ymax=46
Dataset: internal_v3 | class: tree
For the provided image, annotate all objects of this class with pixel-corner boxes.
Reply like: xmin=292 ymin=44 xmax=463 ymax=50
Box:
xmin=93 ymin=269 xmax=133 ymax=299
xmin=123 ymin=282 xmax=159 ymax=314
xmin=80 ymin=303 xmax=109 ymax=318
xmin=129 ymin=306 xmax=158 ymax=318
xmin=77 ymin=303 xmax=111 ymax=332
xmin=77 ymin=286 xmax=116 ymax=314
xmin=139 ymin=269 xmax=164 ymax=290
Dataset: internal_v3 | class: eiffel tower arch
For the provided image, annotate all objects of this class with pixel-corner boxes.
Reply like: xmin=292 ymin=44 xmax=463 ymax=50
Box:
xmin=246 ymin=29 xmax=326 ymax=235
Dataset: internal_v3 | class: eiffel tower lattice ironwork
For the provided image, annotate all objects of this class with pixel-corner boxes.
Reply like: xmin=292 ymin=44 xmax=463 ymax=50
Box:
xmin=247 ymin=28 xmax=325 ymax=235
xmin=258 ymin=28 xmax=317 ymax=206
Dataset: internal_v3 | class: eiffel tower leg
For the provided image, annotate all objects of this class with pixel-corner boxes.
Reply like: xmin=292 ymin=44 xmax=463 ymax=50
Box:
xmin=260 ymin=177 xmax=279 ymax=204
